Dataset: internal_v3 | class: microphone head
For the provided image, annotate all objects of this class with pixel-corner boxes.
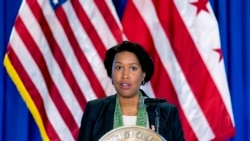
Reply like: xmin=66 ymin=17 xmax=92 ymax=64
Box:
xmin=140 ymin=96 xmax=148 ymax=107
xmin=140 ymin=97 xmax=166 ymax=107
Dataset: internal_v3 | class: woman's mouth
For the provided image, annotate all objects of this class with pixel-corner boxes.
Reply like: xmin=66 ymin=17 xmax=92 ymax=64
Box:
xmin=120 ymin=82 xmax=131 ymax=90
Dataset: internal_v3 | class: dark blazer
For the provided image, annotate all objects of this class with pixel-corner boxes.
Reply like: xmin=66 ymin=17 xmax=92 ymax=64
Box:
xmin=78 ymin=91 xmax=185 ymax=141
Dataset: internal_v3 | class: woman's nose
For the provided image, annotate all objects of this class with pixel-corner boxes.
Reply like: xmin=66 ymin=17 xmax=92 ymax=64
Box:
xmin=122 ymin=69 xmax=129 ymax=79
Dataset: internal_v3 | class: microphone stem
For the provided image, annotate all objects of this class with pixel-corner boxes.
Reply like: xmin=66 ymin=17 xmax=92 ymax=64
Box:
xmin=155 ymin=103 xmax=160 ymax=134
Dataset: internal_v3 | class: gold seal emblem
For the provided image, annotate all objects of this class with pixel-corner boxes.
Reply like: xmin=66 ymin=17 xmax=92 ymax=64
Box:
xmin=99 ymin=126 xmax=166 ymax=141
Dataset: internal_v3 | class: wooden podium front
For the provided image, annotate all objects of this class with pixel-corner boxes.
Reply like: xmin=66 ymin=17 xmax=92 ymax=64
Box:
xmin=99 ymin=126 xmax=166 ymax=141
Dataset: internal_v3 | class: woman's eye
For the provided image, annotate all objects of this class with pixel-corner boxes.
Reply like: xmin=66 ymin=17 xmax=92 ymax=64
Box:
xmin=115 ymin=66 xmax=121 ymax=70
xmin=130 ymin=67 xmax=137 ymax=71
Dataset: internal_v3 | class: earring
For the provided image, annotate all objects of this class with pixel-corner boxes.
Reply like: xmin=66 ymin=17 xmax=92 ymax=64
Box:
xmin=141 ymin=80 xmax=145 ymax=85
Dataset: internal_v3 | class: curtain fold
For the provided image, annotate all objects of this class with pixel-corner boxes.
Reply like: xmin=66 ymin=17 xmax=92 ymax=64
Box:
xmin=0 ymin=0 xmax=42 ymax=140
xmin=211 ymin=0 xmax=250 ymax=140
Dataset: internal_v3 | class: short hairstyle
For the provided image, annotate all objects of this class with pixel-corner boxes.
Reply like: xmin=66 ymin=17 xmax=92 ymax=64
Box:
xmin=104 ymin=41 xmax=154 ymax=83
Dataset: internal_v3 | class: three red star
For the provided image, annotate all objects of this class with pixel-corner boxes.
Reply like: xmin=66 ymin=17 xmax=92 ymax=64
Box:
xmin=191 ymin=0 xmax=209 ymax=15
xmin=213 ymin=48 xmax=223 ymax=62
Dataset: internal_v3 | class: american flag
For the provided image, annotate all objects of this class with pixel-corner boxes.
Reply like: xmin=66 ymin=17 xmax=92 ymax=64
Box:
xmin=3 ymin=0 xmax=235 ymax=140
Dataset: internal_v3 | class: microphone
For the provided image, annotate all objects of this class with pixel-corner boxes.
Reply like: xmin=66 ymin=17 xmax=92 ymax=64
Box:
xmin=140 ymin=97 xmax=166 ymax=106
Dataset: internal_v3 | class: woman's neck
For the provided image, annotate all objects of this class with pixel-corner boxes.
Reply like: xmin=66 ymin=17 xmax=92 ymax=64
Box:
xmin=118 ymin=95 xmax=139 ymax=116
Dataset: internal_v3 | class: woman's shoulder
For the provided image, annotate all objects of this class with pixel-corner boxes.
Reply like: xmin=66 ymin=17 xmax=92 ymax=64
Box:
xmin=160 ymin=101 xmax=177 ymax=109
xmin=86 ymin=94 xmax=116 ymax=107
xmin=83 ymin=94 xmax=116 ymax=116
xmin=158 ymin=101 xmax=180 ymax=120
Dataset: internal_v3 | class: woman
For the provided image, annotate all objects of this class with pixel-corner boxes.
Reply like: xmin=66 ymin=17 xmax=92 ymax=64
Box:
xmin=77 ymin=41 xmax=185 ymax=141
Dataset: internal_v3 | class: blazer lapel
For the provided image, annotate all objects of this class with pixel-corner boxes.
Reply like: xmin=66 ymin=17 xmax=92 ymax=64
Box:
xmin=104 ymin=95 xmax=116 ymax=133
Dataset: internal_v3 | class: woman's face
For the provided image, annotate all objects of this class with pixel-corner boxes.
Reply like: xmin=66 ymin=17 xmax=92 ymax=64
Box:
xmin=112 ymin=51 xmax=146 ymax=98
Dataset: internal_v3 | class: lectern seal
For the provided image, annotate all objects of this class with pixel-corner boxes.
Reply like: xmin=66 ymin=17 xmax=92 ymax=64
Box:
xmin=99 ymin=126 xmax=166 ymax=141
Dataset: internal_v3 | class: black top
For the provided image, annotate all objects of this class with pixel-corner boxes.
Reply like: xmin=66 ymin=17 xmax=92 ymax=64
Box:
xmin=78 ymin=91 xmax=185 ymax=141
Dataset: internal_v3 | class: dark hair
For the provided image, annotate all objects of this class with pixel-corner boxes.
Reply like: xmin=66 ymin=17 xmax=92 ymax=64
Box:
xmin=104 ymin=41 xmax=154 ymax=83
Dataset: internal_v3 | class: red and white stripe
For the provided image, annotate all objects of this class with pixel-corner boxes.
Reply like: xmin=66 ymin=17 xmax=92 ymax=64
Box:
xmin=4 ymin=0 xmax=235 ymax=140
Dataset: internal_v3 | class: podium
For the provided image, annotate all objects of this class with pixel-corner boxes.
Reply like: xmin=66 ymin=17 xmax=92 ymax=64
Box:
xmin=99 ymin=126 xmax=166 ymax=141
